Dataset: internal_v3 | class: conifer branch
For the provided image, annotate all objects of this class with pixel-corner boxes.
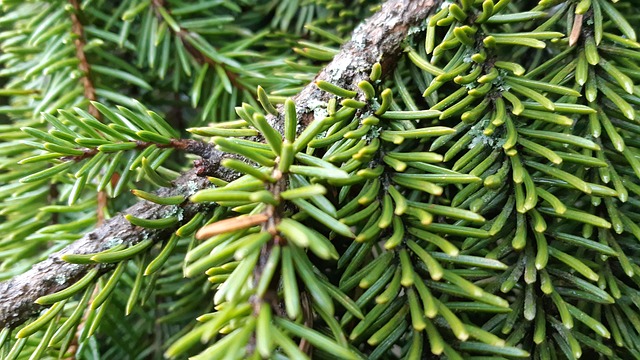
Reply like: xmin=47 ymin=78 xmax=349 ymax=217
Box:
xmin=0 ymin=0 xmax=438 ymax=330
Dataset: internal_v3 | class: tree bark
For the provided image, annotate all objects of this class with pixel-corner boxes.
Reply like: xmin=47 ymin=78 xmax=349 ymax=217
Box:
xmin=0 ymin=0 xmax=439 ymax=330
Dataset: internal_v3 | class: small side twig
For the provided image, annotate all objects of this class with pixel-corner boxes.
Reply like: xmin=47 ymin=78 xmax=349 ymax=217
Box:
xmin=68 ymin=0 xmax=99 ymax=119
xmin=150 ymin=0 xmax=245 ymax=91
xmin=60 ymin=137 xmax=227 ymax=177
xmin=68 ymin=0 xmax=109 ymax=225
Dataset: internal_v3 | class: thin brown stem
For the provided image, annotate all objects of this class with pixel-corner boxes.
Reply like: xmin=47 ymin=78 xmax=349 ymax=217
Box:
xmin=61 ymin=138 xmax=222 ymax=177
xmin=150 ymin=1 xmax=246 ymax=91
xmin=48 ymin=184 xmax=59 ymax=225
xmin=68 ymin=0 xmax=108 ymax=224
xmin=96 ymin=191 xmax=107 ymax=225
xmin=68 ymin=0 xmax=99 ymax=119
xmin=61 ymin=138 xmax=217 ymax=162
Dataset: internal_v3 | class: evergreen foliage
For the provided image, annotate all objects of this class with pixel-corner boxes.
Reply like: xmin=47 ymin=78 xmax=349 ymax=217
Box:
xmin=1 ymin=0 xmax=640 ymax=359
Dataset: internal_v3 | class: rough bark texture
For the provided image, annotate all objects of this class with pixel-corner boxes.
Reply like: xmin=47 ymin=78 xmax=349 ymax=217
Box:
xmin=0 ymin=169 xmax=215 ymax=329
xmin=271 ymin=0 xmax=436 ymax=131
xmin=0 ymin=0 xmax=439 ymax=330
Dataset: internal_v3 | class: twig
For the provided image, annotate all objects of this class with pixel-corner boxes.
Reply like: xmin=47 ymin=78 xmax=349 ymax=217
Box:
xmin=61 ymin=138 xmax=227 ymax=177
xmin=62 ymin=138 xmax=218 ymax=162
xmin=0 ymin=0 xmax=438 ymax=330
xmin=68 ymin=0 xmax=99 ymax=119
xmin=63 ymin=1 xmax=103 ymax=344
xmin=69 ymin=0 xmax=108 ymax=225
xmin=150 ymin=0 xmax=245 ymax=91
xmin=59 ymin=6 xmax=107 ymax=351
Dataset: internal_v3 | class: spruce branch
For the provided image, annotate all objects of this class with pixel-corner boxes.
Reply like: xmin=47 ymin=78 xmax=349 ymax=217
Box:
xmin=0 ymin=0 xmax=439 ymax=330
xmin=3 ymin=1 xmax=640 ymax=358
